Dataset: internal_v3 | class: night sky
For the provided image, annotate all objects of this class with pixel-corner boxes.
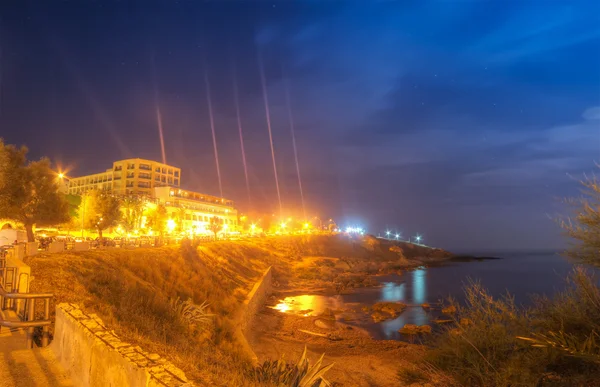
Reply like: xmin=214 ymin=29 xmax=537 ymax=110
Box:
xmin=1 ymin=1 xmax=599 ymax=251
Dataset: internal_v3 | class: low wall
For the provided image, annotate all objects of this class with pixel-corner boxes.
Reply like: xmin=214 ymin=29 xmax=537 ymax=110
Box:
xmin=26 ymin=242 xmax=38 ymax=257
xmin=73 ymin=242 xmax=90 ymax=251
xmin=235 ymin=266 xmax=273 ymax=364
xmin=51 ymin=303 xmax=193 ymax=387
xmin=48 ymin=241 xmax=65 ymax=253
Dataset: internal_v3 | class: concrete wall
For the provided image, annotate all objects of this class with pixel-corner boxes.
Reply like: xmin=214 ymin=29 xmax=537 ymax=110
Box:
xmin=48 ymin=241 xmax=65 ymax=253
xmin=73 ymin=242 xmax=90 ymax=251
xmin=235 ymin=266 xmax=272 ymax=364
xmin=26 ymin=242 xmax=38 ymax=257
xmin=51 ymin=303 xmax=193 ymax=387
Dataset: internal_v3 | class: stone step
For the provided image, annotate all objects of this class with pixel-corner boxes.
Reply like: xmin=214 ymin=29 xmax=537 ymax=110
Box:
xmin=0 ymin=311 xmax=73 ymax=387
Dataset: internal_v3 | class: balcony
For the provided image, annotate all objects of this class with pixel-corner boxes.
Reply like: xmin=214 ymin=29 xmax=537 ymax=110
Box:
xmin=139 ymin=164 xmax=151 ymax=171
xmin=139 ymin=173 xmax=151 ymax=180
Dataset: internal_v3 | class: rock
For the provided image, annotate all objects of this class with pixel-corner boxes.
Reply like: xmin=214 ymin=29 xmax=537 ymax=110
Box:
xmin=460 ymin=318 xmax=472 ymax=327
xmin=449 ymin=328 xmax=462 ymax=336
xmin=372 ymin=302 xmax=406 ymax=316
xmin=442 ymin=305 xmax=457 ymax=315
xmin=399 ymin=324 xmax=431 ymax=335
xmin=399 ymin=324 xmax=419 ymax=335
xmin=320 ymin=308 xmax=336 ymax=318
xmin=334 ymin=260 xmax=351 ymax=270
xmin=421 ymin=303 xmax=431 ymax=309
xmin=389 ymin=245 xmax=406 ymax=260
xmin=371 ymin=311 xmax=389 ymax=323
xmin=314 ymin=318 xmax=336 ymax=330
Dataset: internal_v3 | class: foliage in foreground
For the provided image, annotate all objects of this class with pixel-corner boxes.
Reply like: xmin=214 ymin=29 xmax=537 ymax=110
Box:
xmin=0 ymin=139 xmax=70 ymax=241
xmin=422 ymin=268 xmax=600 ymax=387
xmin=559 ymin=171 xmax=600 ymax=267
xmin=249 ymin=347 xmax=334 ymax=387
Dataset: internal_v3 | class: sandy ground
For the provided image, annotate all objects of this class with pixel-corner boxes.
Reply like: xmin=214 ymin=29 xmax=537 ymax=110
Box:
xmin=248 ymin=297 xmax=426 ymax=387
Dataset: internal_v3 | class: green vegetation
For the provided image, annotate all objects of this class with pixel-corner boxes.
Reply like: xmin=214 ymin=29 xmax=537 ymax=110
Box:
xmin=85 ymin=190 xmax=122 ymax=238
xmin=0 ymin=139 xmax=70 ymax=241
xmin=249 ymin=347 xmax=333 ymax=387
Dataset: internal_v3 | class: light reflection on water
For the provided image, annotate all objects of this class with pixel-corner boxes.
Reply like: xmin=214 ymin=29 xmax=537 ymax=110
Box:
xmin=272 ymin=294 xmax=345 ymax=316
xmin=270 ymin=253 xmax=574 ymax=341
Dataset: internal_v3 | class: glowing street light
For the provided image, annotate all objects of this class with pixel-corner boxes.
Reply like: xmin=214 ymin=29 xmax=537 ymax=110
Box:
xmin=167 ymin=219 xmax=176 ymax=232
xmin=386 ymin=231 xmax=390 ymax=237
xmin=395 ymin=233 xmax=400 ymax=240
xmin=280 ymin=222 xmax=287 ymax=229
xmin=414 ymin=234 xmax=422 ymax=244
xmin=303 ymin=222 xmax=309 ymax=229
xmin=58 ymin=172 xmax=65 ymax=179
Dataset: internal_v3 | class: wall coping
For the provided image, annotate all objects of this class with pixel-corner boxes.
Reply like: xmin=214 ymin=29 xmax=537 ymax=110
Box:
xmin=54 ymin=303 xmax=193 ymax=386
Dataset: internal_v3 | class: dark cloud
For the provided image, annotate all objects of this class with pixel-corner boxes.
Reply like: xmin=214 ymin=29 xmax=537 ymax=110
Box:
xmin=1 ymin=0 xmax=598 ymax=250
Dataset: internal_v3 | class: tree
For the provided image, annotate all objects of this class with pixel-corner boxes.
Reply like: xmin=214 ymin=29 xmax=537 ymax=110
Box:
xmin=87 ymin=191 xmax=121 ymax=238
xmin=0 ymin=140 xmax=70 ymax=241
xmin=121 ymin=195 xmax=144 ymax=232
xmin=560 ymin=171 xmax=600 ymax=267
xmin=176 ymin=207 xmax=187 ymax=233
xmin=208 ymin=216 xmax=222 ymax=240
xmin=146 ymin=204 xmax=168 ymax=236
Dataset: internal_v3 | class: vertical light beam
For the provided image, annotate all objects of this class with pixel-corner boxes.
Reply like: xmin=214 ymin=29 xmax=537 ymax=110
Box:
xmin=281 ymin=64 xmax=306 ymax=220
xmin=151 ymin=53 xmax=167 ymax=164
xmin=203 ymin=59 xmax=224 ymax=198
xmin=231 ymin=58 xmax=252 ymax=209
xmin=257 ymin=50 xmax=282 ymax=216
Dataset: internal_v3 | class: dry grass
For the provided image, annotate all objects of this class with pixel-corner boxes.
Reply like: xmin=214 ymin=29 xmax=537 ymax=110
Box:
xmin=424 ymin=269 xmax=600 ymax=387
xmin=23 ymin=235 xmax=448 ymax=385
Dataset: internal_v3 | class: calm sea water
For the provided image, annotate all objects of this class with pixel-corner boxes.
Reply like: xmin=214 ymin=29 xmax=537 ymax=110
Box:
xmin=272 ymin=252 xmax=580 ymax=340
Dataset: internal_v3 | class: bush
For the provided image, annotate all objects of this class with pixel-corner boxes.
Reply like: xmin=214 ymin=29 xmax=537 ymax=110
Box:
xmin=248 ymin=347 xmax=334 ymax=387
xmin=426 ymin=270 xmax=600 ymax=386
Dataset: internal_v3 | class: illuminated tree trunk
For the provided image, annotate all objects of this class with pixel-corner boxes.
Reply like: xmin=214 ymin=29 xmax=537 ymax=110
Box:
xmin=25 ymin=223 xmax=35 ymax=242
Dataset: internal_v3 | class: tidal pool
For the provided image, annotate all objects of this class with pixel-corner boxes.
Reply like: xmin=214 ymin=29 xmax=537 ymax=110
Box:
xmin=270 ymin=252 xmax=574 ymax=340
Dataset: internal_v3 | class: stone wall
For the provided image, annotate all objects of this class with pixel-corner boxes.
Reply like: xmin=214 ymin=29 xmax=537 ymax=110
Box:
xmin=235 ymin=266 xmax=272 ymax=364
xmin=51 ymin=303 xmax=193 ymax=387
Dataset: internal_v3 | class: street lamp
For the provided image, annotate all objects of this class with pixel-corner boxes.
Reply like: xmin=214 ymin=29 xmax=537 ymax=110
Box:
xmin=386 ymin=231 xmax=391 ymax=238
xmin=395 ymin=233 xmax=399 ymax=240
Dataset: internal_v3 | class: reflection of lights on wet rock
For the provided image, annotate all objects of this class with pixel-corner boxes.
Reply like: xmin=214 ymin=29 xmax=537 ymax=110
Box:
xmin=270 ymin=295 xmax=343 ymax=316
xmin=273 ymin=302 xmax=290 ymax=313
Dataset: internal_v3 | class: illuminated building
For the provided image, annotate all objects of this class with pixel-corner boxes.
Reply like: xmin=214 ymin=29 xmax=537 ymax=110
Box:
xmin=67 ymin=158 xmax=181 ymax=196
xmin=66 ymin=158 xmax=238 ymax=231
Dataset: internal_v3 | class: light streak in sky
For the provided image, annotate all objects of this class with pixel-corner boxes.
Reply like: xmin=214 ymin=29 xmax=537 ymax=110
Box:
xmin=151 ymin=53 xmax=167 ymax=165
xmin=203 ymin=57 xmax=223 ymax=198
xmin=231 ymin=57 xmax=251 ymax=209
xmin=257 ymin=49 xmax=282 ymax=216
xmin=281 ymin=64 xmax=306 ymax=220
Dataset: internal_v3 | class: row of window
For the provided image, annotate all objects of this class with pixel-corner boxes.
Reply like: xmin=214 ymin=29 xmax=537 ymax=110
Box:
xmin=114 ymin=164 xmax=180 ymax=177
xmin=172 ymin=213 xmax=236 ymax=224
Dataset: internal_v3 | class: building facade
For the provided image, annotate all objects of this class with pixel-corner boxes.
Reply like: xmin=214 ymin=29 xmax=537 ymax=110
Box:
xmin=67 ymin=158 xmax=238 ymax=232
xmin=67 ymin=158 xmax=181 ymax=196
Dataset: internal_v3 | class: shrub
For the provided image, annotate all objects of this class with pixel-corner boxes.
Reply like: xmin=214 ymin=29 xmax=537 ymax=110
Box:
xmin=249 ymin=347 xmax=334 ymax=387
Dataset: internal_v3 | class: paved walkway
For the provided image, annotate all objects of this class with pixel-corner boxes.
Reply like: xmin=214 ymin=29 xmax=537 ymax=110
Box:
xmin=0 ymin=311 xmax=72 ymax=387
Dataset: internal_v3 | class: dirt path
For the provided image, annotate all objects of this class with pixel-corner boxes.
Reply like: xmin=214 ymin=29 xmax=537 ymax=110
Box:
xmin=248 ymin=304 xmax=425 ymax=386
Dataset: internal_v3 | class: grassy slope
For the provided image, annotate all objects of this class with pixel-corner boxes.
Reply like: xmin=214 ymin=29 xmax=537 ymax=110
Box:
xmin=25 ymin=235 xmax=449 ymax=385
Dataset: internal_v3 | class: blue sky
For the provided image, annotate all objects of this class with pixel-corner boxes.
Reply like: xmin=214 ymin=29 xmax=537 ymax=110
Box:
xmin=1 ymin=1 xmax=599 ymax=250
